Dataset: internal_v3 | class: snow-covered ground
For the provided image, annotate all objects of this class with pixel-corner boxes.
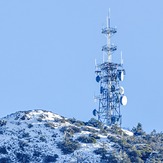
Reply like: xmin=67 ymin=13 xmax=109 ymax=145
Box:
xmin=0 ymin=110 xmax=133 ymax=163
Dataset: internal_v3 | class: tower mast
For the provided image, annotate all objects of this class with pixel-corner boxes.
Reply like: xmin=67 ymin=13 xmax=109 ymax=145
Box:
xmin=93 ymin=13 xmax=127 ymax=126
xmin=107 ymin=10 xmax=111 ymax=63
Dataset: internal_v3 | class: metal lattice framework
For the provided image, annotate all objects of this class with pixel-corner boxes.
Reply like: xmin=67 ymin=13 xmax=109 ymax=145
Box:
xmin=93 ymin=15 xmax=127 ymax=126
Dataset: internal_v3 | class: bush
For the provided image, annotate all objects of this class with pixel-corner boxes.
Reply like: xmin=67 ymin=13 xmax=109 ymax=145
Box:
xmin=126 ymin=148 xmax=142 ymax=162
xmin=132 ymin=123 xmax=145 ymax=136
xmin=0 ymin=147 xmax=8 ymax=154
xmin=77 ymin=135 xmax=96 ymax=143
xmin=94 ymin=148 xmax=107 ymax=155
xmin=60 ymin=126 xmax=81 ymax=135
xmin=44 ymin=122 xmax=56 ymax=129
xmin=67 ymin=118 xmax=76 ymax=124
xmin=89 ymin=133 xmax=100 ymax=139
xmin=57 ymin=140 xmax=80 ymax=154
xmin=110 ymin=125 xmax=122 ymax=135
xmin=73 ymin=120 xmax=85 ymax=127
xmin=117 ymin=138 xmax=131 ymax=150
xmin=16 ymin=153 xmax=30 ymax=163
xmin=20 ymin=115 xmax=27 ymax=120
xmin=70 ymin=126 xmax=81 ymax=133
xmin=0 ymin=120 xmax=7 ymax=127
xmin=52 ymin=133 xmax=58 ymax=138
xmin=81 ymin=126 xmax=98 ymax=133
xmin=37 ymin=118 xmax=42 ymax=122
xmin=43 ymin=155 xmax=58 ymax=162
xmin=107 ymin=135 xmax=118 ymax=143
xmin=22 ymin=132 xmax=30 ymax=138
xmin=18 ymin=140 xmax=29 ymax=151
xmin=86 ymin=118 xmax=103 ymax=128
xmin=28 ymin=124 xmax=33 ymax=128
xmin=60 ymin=126 xmax=68 ymax=133
xmin=0 ymin=157 xmax=12 ymax=163
xmin=40 ymin=135 xmax=47 ymax=142
xmin=33 ymin=150 xmax=41 ymax=157
xmin=60 ymin=118 xmax=66 ymax=123
xmin=101 ymin=153 xmax=119 ymax=163
xmin=135 ymin=144 xmax=152 ymax=161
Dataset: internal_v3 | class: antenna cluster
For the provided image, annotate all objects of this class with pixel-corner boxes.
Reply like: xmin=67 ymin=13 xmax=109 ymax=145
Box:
xmin=93 ymin=13 xmax=127 ymax=126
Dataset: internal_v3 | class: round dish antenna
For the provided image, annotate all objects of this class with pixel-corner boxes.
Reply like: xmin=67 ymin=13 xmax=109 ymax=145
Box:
xmin=120 ymin=96 xmax=127 ymax=106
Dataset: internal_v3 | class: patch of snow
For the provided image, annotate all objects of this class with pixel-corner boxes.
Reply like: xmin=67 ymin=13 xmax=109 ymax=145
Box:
xmin=122 ymin=129 xmax=133 ymax=136
xmin=26 ymin=110 xmax=63 ymax=120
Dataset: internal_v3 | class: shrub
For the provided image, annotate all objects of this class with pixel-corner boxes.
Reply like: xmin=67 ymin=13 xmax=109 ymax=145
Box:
xmin=101 ymin=153 xmax=119 ymax=163
xmin=53 ymin=118 xmax=63 ymax=123
xmin=22 ymin=132 xmax=30 ymax=138
xmin=52 ymin=133 xmax=58 ymax=138
xmin=0 ymin=157 xmax=12 ymax=163
xmin=89 ymin=133 xmax=100 ymax=139
xmin=81 ymin=126 xmax=98 ymax=133
xmin=16 ymin=153 xmax=30 ymax=163
xmin=16 ymin=122 xmax=21 ymax=125
xmin=60 ymin=126 xmax=81 ymax=135
xmin=20 ymin=115 xmax=26 ymax=120
xmin=43 ymin=155 xmax=58 ymax=162
xmin=70 ymin=126 xmax=81 ymax=133
xmin=59 ymin=118 xmax=66 ymax=123
xmin=126 ymin=148 xmax=142 ymax=162
xmin=107 ymin=135 xmax=118 ymax=143
xmin=33 ymin=150 xmax=41 ymax=157
xmin=57 ymin=140 xmax=80 ymax=154
xmin=86 ymin=118 xmax=103 ymax=128
xmin=94 ymin=148 xmax=107 ymax=155
xmin=18 ymin=140 xmax=29 ymax=151
xmin=0 ymin=120 xmax=7 ymax=127
xmin=132 ymin=123 xmax=145 ymax=136
xmin=40 ymin=135 xmax=47 ymax=142
xmin=117 ymin=138 xmax=131 ymax=150
xmin=110 ymin=125 xmax=122 ymax=135
xmin=73 ymin=120 xmax=85 ymax=127
xmin=60 ymin=126 xmax=67 ymax=133
xmin=67 ymin=118 xmax=85 ymax=126
xmin=103 ymin=126 xmax=112 ymax=133
xmin=77 ymin=135 xmax=96 ymax=143
xmin=0 ymin=147 xmax=8 ymax=154
xmin=67 ymin=118 xmax=76 ymax=124
xmin=44 ymin=122 xmax=56 ymax=129
xmin=28 ymin=124 xmax=33 ymax=128
xmin=37 ymin=118 xmax=42 ymax=122
xmin=135 ymin=144 xmax=152 ymax=161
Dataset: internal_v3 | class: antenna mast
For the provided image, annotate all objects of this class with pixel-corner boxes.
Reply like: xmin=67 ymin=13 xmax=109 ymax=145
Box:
xmin=93 ymin=12 xmax=127 ymax=126
xmin=107 ymin=9 xmax=111 ymax=63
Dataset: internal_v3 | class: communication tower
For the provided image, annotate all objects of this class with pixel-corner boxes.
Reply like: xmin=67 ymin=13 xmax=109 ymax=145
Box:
xmin=93 ymin=14 xmax=127 ymax=126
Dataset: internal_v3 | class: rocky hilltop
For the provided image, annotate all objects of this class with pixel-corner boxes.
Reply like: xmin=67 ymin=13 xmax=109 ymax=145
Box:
xmin=0 ymin=110 xmax=162 ymax=163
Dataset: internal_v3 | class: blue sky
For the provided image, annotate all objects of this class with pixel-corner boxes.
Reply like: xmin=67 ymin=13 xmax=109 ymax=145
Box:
xmin=0 ymin=0 xmax=163 ymax=133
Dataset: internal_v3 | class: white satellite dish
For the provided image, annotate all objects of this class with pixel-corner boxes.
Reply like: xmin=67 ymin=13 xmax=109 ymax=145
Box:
xmin=119 ymin=86 xmax=124 ymax=95
xmin=120 ymin=95 xmax=127 ymax=106
xmin=118 ymin=71 xmax=124 ymax=81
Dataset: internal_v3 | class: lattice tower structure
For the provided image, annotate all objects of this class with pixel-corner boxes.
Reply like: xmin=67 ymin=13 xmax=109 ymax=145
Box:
xmin=93 ymin=16 xmax=127 ymax=126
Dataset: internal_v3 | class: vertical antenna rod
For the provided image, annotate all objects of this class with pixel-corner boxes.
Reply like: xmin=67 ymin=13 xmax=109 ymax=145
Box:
xmin=121 ymin=51 xmax=124 ymax=65
xmin=107 ymin=9 xmax=111 ymax=63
